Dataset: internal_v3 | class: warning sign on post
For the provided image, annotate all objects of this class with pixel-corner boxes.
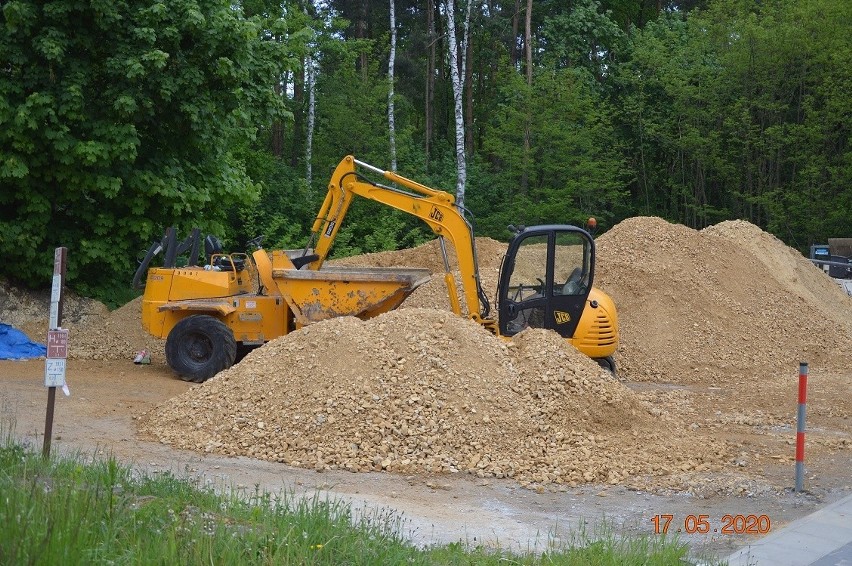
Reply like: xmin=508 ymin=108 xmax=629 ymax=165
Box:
xmin=47 ymin=329 xmax=69 ymax=359
xmin=45 ymin=328 xmax=69 ymax=387
xmin=45 ymin=359 xmax=67 ymax=387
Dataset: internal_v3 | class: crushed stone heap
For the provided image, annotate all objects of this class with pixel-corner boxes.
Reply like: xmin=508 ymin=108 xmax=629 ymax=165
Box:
xmin=0 ymin=276 xmax=108 ymax=342
xmin=595 ymin=217 xmax=852 ymax=383
xmin=141 ymin=308 xmax=728 ymax=489
xmin=69 ymin=296 xmax=165 ymax=362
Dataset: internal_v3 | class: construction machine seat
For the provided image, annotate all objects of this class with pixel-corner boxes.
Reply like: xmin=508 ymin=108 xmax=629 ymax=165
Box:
xmin=204 ymin=234 xmax=245 ymax=271
xmin=204 ymin=235 xmax=224 ymax=263
xmin=561 ymin=267 xmax=585 ymax=295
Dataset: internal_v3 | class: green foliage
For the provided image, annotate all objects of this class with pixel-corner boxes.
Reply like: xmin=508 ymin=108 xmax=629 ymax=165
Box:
xmin=540 ymin=0 xmax=628 ymax=78
xmin=477 ymin=66 xmax=629 ymax=235
xmin=3 ymin=0 xmax=851 ymax=303
xmin=0 ymin=0 xmax=294 ymax=295
xmin=614 ymin=0 xmax=852 ymax=246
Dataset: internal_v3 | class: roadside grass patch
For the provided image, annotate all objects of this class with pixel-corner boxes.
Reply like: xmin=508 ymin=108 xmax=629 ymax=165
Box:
xmin=0 ymin=430 xmax=703 ymax=565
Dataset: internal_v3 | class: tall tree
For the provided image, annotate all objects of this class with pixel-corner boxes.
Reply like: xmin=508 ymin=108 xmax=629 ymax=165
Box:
xmin=520 ymin=0 xmax=533 ymax=193
xmin=387 ymin=0 xmax=398 ymax=170
xmin=444 ymin=0 xmax=467 ymax=208
xmin=425 ymin=0 xmax=437 ymax=167
xmin=0 ymin=0 xmax=292 ymax=294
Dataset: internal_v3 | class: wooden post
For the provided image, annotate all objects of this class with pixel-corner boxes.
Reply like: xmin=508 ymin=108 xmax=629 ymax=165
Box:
xmin=43 ymin=247 xmax=67 ymax=458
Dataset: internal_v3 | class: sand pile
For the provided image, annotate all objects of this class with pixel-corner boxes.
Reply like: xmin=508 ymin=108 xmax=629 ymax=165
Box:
xmin=595 ymin=217 xmax=852 ymax=383
xmin=68 ymin=296 xmax=165 ymax=362
xmin=0 ymin=278 xmax=161 ymax=361
xmin=10 ymin=218 xmax=848 ymax=389
xmin=704 ymin=220 xmax=852 ymax=336
xmin=332 ymin=237 xmax=507 ymax=273
xmin=334 ymin=236 xmax=507 ymax=316
xmin=141 ymin=308 xmax=729 ymax=489
xmin=0 ymin=277 xmax=110 ymax=343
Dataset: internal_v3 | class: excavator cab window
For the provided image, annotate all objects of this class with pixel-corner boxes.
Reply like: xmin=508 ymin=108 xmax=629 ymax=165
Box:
xmin=498 ymin=226 xmax=594 ymax=338
xmin=503 ymin=234 xmax=548 ymax=334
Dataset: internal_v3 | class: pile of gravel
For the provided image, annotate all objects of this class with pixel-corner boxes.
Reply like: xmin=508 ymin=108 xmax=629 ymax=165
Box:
xmin=141 ymin=308 xmax=729 ymax=489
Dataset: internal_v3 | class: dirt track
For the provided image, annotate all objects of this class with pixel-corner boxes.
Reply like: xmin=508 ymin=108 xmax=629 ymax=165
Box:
xmin=2 ymin=216 xmax=852 ymax=559
xmin=1 ymin=358 xmax=848 ymax=559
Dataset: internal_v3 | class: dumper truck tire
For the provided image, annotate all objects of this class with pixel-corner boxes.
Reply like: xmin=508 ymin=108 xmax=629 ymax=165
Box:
xmin=165 ymin=315 xmax=237 ymax=383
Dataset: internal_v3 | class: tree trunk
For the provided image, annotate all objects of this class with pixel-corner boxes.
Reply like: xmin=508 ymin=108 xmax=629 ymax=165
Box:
xmin=305 ymin=55 xmax=316 ymax=192
xmin=462 ymin=0 xmax=474 ymax=157
xmin=291 ymin=56 xmax=305 ymax=168
xmin=388 ymin=0 xmax=397 ymax=171
xmin=356 ymin=0 xmax=369 ymax=77
xmin=444 ymin=0 xmax=467 ymax=209
xmin=425 ymin=0 xmax=437 ymax=169
xmin=510 ymin=0 xmax=520 ymax=69
xmin=464 ymin=29 xmax=474 ymax=156
xmin=521 ymin=0 xmax=533 ymax=193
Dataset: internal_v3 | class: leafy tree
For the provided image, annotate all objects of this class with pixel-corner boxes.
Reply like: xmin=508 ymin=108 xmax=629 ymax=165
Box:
xmin=0 ymin=0 xmax=293 ymax=298
xmin=615 ymin=0 xmax=851 ymax=246
xmin=478 ymin=66 xmax=628 ymax=233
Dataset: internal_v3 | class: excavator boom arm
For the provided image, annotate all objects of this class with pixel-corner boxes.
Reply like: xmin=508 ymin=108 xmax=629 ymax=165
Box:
xmin=305 ymin=155 xmax=489 ymax=323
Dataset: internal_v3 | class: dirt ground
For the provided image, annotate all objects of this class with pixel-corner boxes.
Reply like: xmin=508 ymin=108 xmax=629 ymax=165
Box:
xmin=2 ymin=358 xmax=848 ymax=560
xmin=3 ymin=216 xmax=852 ymax=561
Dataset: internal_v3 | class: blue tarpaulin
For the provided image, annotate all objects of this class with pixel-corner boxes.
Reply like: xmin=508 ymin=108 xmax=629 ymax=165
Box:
xmin=0 ymin=323 xmax=47 ymax=359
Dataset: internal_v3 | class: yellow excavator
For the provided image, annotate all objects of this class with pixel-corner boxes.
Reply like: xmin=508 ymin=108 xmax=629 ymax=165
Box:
xmin=136 ymin=155 xmax=618 ymax=382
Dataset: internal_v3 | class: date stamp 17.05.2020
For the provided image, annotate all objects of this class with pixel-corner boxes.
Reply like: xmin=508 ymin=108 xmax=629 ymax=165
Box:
xmin=650 ymin=514 xmax=771 ymax=535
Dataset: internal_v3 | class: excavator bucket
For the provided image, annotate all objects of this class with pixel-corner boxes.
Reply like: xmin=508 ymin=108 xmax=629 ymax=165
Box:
xmin=271 ymin=266 xmax=431 ymax=326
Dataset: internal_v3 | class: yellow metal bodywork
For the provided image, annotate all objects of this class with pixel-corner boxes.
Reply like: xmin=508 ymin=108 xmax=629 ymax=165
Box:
xmin=309 ymin=156 xmax=486 ymax=324
xmin=306 ymin=155 xmax=615 ymax=359
xmin=568 ymin=287 xmax=619 ymax=359
xmin=141 ymin=251 xmax=429 ymax=343
xmin=140 ymin=155 xmax=617 ymax=363
xmin=141 ymin=262 xmax=288 ymax=344
xmin=271 ymin=265 xmax=430 ymax=326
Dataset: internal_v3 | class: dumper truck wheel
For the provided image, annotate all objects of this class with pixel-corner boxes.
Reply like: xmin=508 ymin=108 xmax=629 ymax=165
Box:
xmin=165 ymin=315 xmax=236 ymax=383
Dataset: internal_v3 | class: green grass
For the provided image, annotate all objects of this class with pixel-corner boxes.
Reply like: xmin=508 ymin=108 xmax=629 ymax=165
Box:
xmin=0 ymin=427 xmax=704 ymax=565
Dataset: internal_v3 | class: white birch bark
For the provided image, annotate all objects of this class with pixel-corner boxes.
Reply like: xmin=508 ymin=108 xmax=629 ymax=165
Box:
xmin=443 ymin=0 xmax=467 ymax=209
xmin=388 ymin=0 xmax=397 ymax=171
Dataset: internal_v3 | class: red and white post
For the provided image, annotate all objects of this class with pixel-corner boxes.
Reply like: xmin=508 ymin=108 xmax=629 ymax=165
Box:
xmin=795 ymin=361 xmax=808 ymax=492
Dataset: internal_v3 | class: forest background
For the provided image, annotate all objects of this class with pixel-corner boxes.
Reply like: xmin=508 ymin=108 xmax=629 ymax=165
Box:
xmin=1 ymin=0 xmax=849 ymax=305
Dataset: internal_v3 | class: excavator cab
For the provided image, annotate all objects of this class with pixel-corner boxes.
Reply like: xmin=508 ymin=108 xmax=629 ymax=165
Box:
xmin=498 ymin=225 xmax=594 ymax=339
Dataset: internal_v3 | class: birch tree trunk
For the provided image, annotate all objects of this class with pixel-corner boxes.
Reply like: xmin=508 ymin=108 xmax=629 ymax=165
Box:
xmin=292 ymin=55 xmax=305 ymax=168
xmin=444 ymin=0 xmax=467 ymax=209
xmin=461 ymin=0 xmax=474 ymax=156
xmin=388 ymin=0 xmax=397 ymax=171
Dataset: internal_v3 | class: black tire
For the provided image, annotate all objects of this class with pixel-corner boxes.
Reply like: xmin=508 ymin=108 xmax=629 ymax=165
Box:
xmin=165 ymin=315 xmax=236 ymax=383
xmin=596 ymin=356 xmax=616 ymax=376
xmin=235 ymin=343 xmax=260 ymax=363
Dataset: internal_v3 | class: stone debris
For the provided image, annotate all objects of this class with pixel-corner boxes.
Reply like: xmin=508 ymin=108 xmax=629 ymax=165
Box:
xmin=140 ymin=309 xmax=729 ymax=490
xmin=594 ymin=217 xmax=852 ymax=383
xmin=67 ymin=296 xmax=166 ymax=362
xmin=5 ymin=217 xmax=851 ymax=490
